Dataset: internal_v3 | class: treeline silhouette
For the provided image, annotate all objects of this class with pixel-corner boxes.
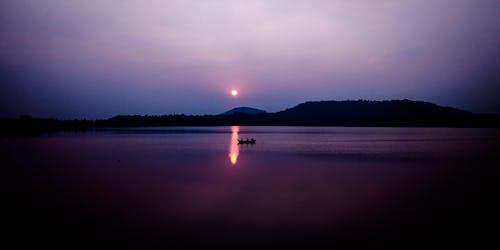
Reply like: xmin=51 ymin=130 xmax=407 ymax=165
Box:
xmin=2 ymin=100 xmax=499 ymax=134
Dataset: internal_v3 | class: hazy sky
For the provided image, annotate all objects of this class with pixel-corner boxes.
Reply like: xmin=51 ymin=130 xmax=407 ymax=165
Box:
xmin=1 ymin=0 xmax=499 ymax=118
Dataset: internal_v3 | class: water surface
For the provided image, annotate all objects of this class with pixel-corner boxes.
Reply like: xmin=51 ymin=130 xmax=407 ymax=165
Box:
xmin=3 ymin=127 xmax=499 ymax=247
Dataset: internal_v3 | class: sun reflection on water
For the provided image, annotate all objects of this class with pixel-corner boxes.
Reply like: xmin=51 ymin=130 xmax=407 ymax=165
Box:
xmin=229 ymin=126 xmax=240 ymax=165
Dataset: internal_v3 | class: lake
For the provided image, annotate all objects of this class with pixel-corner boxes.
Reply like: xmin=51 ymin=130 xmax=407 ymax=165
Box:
xmin=3 ymin=126 xmax=499 ymax=247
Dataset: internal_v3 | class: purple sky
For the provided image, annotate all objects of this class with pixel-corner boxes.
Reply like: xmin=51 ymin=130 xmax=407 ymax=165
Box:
xmin=1 ymin=0 xmax=499 ymax=118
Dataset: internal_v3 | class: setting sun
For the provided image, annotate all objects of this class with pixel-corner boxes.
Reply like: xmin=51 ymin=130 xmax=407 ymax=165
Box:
xmin=231 ymin=90 xmax=238 ymax=96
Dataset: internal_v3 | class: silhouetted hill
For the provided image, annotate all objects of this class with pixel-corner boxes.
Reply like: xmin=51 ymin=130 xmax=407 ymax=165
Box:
xmin=275 ymin=99 xmax=475 ymax=126
xmin=222 ymin=107 xmax=266 ymax=115
xmin=1 ymin=99 xmax=499 ymax=134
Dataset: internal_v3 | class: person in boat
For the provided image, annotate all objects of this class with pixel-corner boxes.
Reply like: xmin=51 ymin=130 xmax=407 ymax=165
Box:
xmin=238 ymin=138 xmax=256 ymax=144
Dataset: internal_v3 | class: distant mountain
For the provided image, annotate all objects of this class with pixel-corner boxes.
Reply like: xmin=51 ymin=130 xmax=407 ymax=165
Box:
xmin=274 ymin=99 xmax=477 ymax=126
xmin=2 ymin=99 xmax=499 ymax=134
xmin=222 ymin=107 xmax=266 ymax=115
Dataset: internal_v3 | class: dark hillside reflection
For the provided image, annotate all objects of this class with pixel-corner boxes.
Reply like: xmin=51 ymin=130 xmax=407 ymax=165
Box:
xmin=3 ymin=127 xmax=500 ymax=248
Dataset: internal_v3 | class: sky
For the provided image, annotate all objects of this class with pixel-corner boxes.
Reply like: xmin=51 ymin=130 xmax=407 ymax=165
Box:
xmin=1 ymin=0 xmax=499 ymax=118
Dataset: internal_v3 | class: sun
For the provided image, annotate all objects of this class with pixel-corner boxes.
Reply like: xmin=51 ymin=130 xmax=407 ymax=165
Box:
xmin=231 ymin=89 xmax=238 ymax=96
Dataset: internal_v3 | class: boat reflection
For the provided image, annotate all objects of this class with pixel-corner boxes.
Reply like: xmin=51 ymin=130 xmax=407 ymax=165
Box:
xmin=229 ymin=126 xmax=240 ymax=165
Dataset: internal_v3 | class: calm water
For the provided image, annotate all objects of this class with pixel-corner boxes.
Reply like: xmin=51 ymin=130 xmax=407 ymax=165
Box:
xmin=3 ymin=127 xmax=500 ymax=247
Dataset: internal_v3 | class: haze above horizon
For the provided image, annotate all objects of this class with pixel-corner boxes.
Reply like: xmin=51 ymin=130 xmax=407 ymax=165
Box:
xmin=1 ymin=0 xmax=499 ymax=119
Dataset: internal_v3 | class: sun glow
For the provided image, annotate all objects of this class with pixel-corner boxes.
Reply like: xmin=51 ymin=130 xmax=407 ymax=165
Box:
xmin=231 ymin=90 xmax=238 ymax=96
xmin=229 ymin=126 xmax=240 ymax=165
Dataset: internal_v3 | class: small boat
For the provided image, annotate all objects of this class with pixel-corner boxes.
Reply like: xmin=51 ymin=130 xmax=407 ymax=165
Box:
xmin=238 ymin=138 xmax=256 ymax=144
